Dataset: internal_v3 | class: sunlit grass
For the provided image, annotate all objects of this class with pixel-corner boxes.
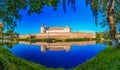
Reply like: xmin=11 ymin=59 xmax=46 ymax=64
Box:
xmin=74 ymin=47 xmax=120 ymax=70
xmin=0 ymin=41 xmax=64 ymax=70
xmin=0 ymin=46 xmax=64 ymax=70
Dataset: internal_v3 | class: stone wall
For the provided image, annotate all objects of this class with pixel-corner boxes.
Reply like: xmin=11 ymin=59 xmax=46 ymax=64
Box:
xmin=19 ymin=32 xmax=96 ymax=39
xmin=19 ymin=34 xmax=31 ymax=38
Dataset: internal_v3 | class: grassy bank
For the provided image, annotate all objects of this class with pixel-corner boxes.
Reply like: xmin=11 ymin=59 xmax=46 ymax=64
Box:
xmin=0 ymin=47 xmax=63 ymax=70
xmin=74 ymin=47 xmax=120 ymax=70
xmin=0 ymin=47 xmax=45 ymax=70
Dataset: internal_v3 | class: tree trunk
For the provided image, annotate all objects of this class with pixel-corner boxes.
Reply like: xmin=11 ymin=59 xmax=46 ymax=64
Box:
xmin=107 ymin=0 xmax=119 ymax=47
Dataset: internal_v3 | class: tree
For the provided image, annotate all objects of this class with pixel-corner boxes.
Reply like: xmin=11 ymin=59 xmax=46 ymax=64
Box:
xmin=96 ymin=32 xmax=104 ymax=39
xmin=1 ymin=0 xmax=120 ymax=47
xmin=5 ymin=30 xmax=14 ymax=35
xmin=0 ymin=22 xmax=4 ymax=32
xmin=0 ymin=22 xmax=4 ymax=38
xmin=104 ymin=30 xmax=110 ymax=39
xmin=0 ymin=0 xmax=75 ymax=27
xmin=86 ymin=0 xmax=120 ymax=47
xmin=4 ymin=30 xmax=19 ymax=38
xmin=0 ymin=0 xmax=60 ymax=30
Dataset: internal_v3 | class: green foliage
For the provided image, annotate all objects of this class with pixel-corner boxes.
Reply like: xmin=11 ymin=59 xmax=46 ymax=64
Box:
xmin=103 ymin=30 xmax=110 ymax=39
xmin=0 ymin=0 xmax=60 ymax=30
xmin=64 ymin=38 xmax=95 ymax=42
xmin=16 ymin=38 xmax=96 ymax=43
xmin=86 ymin=0 xmax=120 ymax=30
xmin=0 ymin=22 xmax=4 ymax=37
xmin=3 ymin=30 xmax=19 ymax=39
xmin=4 ymin=30 xmax=18 ymax=36
xmin=96 ymin=32 xmax=104 ymax=39
xmin=96 ymin=30 xmax=111 ymax=40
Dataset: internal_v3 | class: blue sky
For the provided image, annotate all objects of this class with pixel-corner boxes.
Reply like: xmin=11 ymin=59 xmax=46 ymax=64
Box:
xmin=15 ymin=0 xmax=107 ymax=34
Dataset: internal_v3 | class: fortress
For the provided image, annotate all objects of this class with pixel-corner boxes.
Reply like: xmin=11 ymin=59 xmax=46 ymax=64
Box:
xmin=41 ymin=24 xmax=71 ymax=33
xmin=19 ymin=24 xmax=96 ymax=39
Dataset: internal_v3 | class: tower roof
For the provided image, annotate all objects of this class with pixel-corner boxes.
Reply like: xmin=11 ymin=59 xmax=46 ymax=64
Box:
xmin=42 ymin=24 xmax=46 ymax=27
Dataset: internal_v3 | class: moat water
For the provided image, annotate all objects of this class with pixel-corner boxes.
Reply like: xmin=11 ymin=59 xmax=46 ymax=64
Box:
xmin=2 ymin=41 xmax=108 ymax=69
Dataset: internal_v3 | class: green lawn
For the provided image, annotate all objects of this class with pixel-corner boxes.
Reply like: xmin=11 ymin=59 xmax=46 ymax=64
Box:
xmin=74 ymin=47 xmax=120 ymax=70
xmin=0 ymin=47 xmax=63 ymax=70
xmin=0 ymin=47 xmax=45 ymax=70
xmin=1 ymin=45 xmax=120 ymax=70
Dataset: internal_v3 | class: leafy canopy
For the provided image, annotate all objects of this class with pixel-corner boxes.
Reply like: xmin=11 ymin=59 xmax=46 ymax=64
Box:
xmin=0 ymin=0 xmax=59 ymax=30
xmin=86 ymin=0 xmax=120 ymax=29
xmin=1 ymin=0 xmax=120 ymax=31
xmin=0 ymin=0 xmax=76 ymax=30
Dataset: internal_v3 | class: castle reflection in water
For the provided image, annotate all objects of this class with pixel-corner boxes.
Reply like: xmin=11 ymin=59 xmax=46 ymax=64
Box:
xmin=19 ymin=41 xmax=96 ymax=53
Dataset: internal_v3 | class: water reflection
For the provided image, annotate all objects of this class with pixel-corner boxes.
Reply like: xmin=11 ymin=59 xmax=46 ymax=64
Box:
xmin=19 ymin=41 xmax=96 ymax=53
xmin=1 ymin=40 xmax=109 ymax=69
xmin=0 ymin=40 xmax=18 ymax=48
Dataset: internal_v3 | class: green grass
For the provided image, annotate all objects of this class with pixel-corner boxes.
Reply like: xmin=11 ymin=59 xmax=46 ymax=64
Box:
xmin=73 ymin=47 xmax=120 ymax=70
xmin=0 ymin=47 xmax=45 ymax=70
xmin=0 ymin=47 xmax=64 ymax=70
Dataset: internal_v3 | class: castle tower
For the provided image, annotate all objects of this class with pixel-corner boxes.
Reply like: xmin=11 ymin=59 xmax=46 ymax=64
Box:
xmin=64 ymin=25 xmax=71 ymax=32
xmin=41 ymin=45 xmax=46 ymax=53
xmin=41 ymin=24 xmax=46 ymax=33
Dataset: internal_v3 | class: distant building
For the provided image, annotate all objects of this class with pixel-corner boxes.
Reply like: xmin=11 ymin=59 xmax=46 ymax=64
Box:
xmin=41 ymin=24 xmax=71 ymax=33
xmin=19 ymin=24 xmax=96 ymax=39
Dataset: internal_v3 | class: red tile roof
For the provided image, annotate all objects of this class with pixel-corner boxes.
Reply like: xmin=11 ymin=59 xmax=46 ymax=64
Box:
xmin=48 ymin=47 xmax=64 ymax=50
xmin=47 ymin=27 xmax=64 ymax=30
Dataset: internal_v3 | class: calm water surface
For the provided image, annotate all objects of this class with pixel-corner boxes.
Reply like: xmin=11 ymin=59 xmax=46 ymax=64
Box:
xmin=4 ymin=41 xmax=107 ymax=69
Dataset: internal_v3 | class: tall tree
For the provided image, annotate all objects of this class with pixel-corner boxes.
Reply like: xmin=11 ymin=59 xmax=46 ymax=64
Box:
xmin=86 ymin=0 xmax=120 ymax=47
